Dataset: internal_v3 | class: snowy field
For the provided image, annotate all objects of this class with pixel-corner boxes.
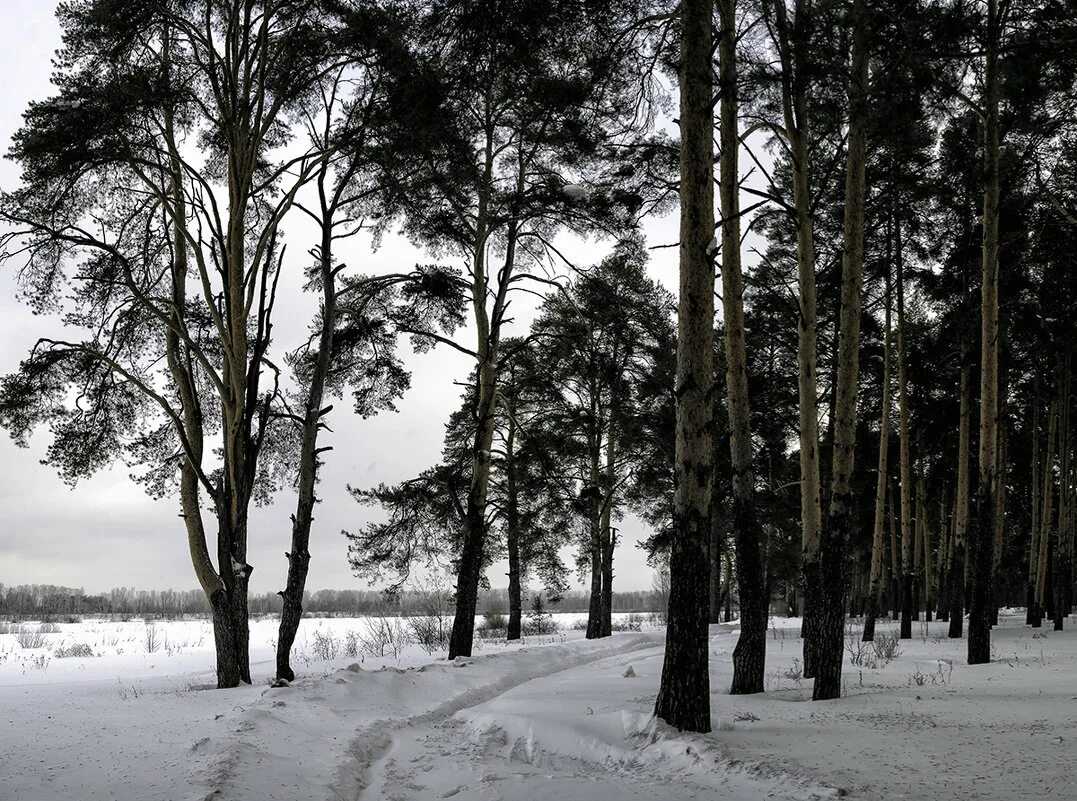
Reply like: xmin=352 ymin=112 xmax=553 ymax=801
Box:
xmin=0 ymin=612 xmax=1074 ymax=800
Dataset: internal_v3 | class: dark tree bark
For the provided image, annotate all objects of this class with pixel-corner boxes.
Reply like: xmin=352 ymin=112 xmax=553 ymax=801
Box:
xmin=1027 ymin=398 xmax=1041 ymax=626
xmin=896 ymin=212 xmax=914 ymax=641
xmin=863 ymin=267 xmax=892 ymax=643
xmin=506 ymin=387 xmax=523 ymax=641
xmin=654 ymin=0 xmax=715 ymax=733
xmin=814 ymin=0 xmax=869 ymax=701
xmin=967 ymin=0 xmax=1002 ymax=666
xmin=949 ymin=343 xmax=972 ymax=637
xmin=275 ymin=190 xmax=337 ymax=683
xmin=718 ymin=0 xmax=767 ymax=696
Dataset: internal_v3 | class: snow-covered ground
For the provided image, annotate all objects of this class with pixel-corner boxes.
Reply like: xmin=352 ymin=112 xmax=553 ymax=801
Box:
xmin=1 ymin=612 xmax=1074 ymax=800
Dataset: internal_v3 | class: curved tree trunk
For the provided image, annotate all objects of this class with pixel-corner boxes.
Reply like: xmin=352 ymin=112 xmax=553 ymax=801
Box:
xmin=276 ymin=183 xmax=338 ymax=682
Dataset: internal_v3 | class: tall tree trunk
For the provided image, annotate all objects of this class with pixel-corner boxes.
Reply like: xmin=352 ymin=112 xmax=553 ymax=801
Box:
xmin=506 ymin=380 xmax=523 ymax=642
xmin=921 ymin=477 xmax=933 ymax=623
xmin=991 ymin=421 xmax=1008 ymax=626
xmin=599 ymin=413 xmax=618 ymax=638
xmin=913 ymin=472 xmax=924 ymax=620
xmin=889 ymin=480 xmax=900 ymax=620
xmin=1053 ymin=360 xmax=1070 ymax=630
xmin=448 ymin=175 xmax=507 ymax=659
xmin=967 ymin=0 xmax=1001 ymax=665
xmin=949 ymin=344 xmax=972 ymax=637
xmin=896 ymin=213 xmax=914 ymax=640
xmin=507 ymin=523 xmax=522 ymax=640
xmin=864 ymin=263 xmax=892 ymax=643
xmin=814 ymin=0 xmax=869 ymax=701
xmin=1036 ymin=400 xmax=1058 ymax=621
xmin=276 ymin=201 xmax=338 ymax=683
xmin=937 ymin=490 xmax=949 ymax=621
xmin=724 ymin=551 xmax=735 ymax=622
xmin=1028 ymin=398 xmax=1041 ymax=626
xmin=719 ymin=0 xmax=767 ymax=696
xmin=710 ymin=510 xmax=724 ymax=623
xmin=654 ymin=0 xmax=714 ymax=733
xmin=770 ymin=0 xmax=823 ymax=679
xmin=586 ymin=415 xmax=604 ymax=640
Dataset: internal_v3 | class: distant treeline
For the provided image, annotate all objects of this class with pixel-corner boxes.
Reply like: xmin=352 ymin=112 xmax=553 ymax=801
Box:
xmin=0 ymin=583 xmax=663 ymax=620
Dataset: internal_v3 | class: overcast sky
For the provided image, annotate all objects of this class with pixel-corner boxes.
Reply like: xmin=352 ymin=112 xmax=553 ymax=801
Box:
xmin=0 ymin=3 xmax=692 ymax=596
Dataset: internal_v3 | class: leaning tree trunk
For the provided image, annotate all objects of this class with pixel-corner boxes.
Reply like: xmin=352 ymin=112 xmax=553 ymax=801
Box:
xmin=896 ymin=213 xmax=914 ymax=640
xmin=654 ymin=0 xmax=715 ymax=733
xmin=815 ymin=0 xmax=869 ymax=701
xmin=967 ymin=0 xmax=1001 ymax=665
xmin=719 ymin=0 xmax=767 ymax=696
xmin=276 ymin=190 xmax=340 ymax=683
xmin=863 ymin=266 xmax=892 ymax=643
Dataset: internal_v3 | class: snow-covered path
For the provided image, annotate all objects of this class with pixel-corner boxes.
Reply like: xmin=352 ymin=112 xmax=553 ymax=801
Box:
xmin=4 ymin=614 xmax=1077 ymax=800
xmin=355 ymin=644 xmax=833 ymax=801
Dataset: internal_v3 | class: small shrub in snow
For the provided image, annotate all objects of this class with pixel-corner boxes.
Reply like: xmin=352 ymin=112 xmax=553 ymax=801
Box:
xmin=14 ymin=626 xmax=46 ymax=649
xmin=523 ymin=595 xmax=558 ymax=636
xmin=143 ymin=623 xmax=163 ymax=654
xmin=310 ymin=630 xmax=341 ymax=661
xmin=54 ymin=642 xmax=95 ymax=658
xmin=782 ymin=657 xmax=803 ymax=683
xmin=344 ymin=630 xmax=361 ymax=658
xmin=358 ymin=617 xmax=407 ymax=658
xmin=612 ymin=613 xmax=644 ymax=632
xmin=409 ymin=615 xmax=450 ymax=653
xmin=38 ymin=622 xmax=61 ymax=634
xmin=846 ymin=633 xmax=877 ymax=668
xmin=870 ymin=630 xmax=902 ymax=664
xmin=482 ymin=610 xmax=507 ymax=632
